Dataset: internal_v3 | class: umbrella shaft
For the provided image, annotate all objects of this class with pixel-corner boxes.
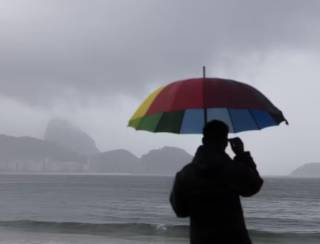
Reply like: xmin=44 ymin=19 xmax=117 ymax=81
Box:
xmin=203 ymin=66 xmax=207 ymax=125
xmin=204 ymin=108 xmax=208 ymax=125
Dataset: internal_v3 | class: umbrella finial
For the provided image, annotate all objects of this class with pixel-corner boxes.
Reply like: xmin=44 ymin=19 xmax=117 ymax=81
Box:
xmin=203 ymin=66 xmax=206 ymax=79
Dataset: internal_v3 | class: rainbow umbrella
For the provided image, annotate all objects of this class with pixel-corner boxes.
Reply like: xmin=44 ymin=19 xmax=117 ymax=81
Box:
xmin=128 ymin=75 xmax=288 ymax=134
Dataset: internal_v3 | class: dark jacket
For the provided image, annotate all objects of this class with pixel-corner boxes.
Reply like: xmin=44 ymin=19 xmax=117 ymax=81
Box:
xmin=170 ymin=145 xmax=263 ymax=244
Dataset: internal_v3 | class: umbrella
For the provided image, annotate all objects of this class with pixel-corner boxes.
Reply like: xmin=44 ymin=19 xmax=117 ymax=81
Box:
xmin=128 ymin=70 xmax=288 ymax=134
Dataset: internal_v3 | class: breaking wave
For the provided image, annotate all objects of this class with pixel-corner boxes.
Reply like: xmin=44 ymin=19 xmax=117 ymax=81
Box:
xmin=0 ymin=220 xmax=319 ymax=240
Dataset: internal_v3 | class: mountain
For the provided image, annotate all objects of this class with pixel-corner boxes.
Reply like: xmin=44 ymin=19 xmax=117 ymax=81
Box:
xmin=89 ymin=149 xmax=141 ymax=173
xmin=44 ymin=119 xmax=99 ymax=155
xmin=87 ymin=147 xmax=192 ymax=175
xmin=290 ymin=163 xmax=320 ymax=178
xmin=0 ymin=134 xmax=85 ymax=172
xmin=140 ymin=146 xmax=192 ymax=175
xmin=0 ymin=132 xmax=192 ymax=175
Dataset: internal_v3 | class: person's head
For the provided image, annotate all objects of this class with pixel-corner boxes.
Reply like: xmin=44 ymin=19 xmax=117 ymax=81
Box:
xmin=202 ymin=120 xmax=229 ymax=151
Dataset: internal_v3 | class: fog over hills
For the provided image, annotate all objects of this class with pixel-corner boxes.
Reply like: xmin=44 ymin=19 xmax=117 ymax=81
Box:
xmin=3 ymin=118 xmax=317 ymax=176
xmin=0 ymin=119 xmax=192 ymax=175
xmin=44 ymin=119 xmax=100 ymax=155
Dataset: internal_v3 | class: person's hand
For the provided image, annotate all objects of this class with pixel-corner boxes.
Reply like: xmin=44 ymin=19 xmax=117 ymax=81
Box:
xmin=229 ymin=137 xmax=244 ymax=155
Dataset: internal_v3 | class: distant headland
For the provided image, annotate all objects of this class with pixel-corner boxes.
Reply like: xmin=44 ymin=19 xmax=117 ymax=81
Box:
xmin=0 ymin=118 xmax=192 ymax=176
xmin=289 ymin=163 xmax=320 ymax=178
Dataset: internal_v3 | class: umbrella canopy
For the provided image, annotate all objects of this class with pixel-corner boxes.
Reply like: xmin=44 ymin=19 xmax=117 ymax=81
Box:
xmin=128 ymin=77 xmax=288 ymax=133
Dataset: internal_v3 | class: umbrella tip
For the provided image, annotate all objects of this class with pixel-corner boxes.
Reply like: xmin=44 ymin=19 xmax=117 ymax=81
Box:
xmin=202 ymin=66 xmax=206 ymax=79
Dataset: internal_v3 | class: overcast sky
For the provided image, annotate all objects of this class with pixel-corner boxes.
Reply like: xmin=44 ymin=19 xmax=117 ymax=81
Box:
xmin=0 ymin=0 xmax=319 ymax=175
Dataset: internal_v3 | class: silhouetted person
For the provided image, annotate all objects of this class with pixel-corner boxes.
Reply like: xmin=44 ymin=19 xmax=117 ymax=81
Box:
xmin=170 ymin=120 xmax=263 ymax=244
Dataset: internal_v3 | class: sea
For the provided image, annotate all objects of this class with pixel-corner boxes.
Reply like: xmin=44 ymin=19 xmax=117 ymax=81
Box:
xmin=0 ymin=174 xmax=318 ymax=244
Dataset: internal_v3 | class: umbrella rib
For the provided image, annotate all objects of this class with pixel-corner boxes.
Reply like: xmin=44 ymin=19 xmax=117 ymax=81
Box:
xmin=226 ymin=108 xmax=235 ymax=133
xmin=248 ymin=109 xmax=261 ymax=130
xmin=154 ymin=112 xmax=164 ymax=132
xmin=178 ymin=110 xmax=186 ymax=133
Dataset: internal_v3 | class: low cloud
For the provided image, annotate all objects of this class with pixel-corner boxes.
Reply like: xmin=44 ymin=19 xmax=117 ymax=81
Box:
xmin=0 ymin=0 xmax=319 ymax=105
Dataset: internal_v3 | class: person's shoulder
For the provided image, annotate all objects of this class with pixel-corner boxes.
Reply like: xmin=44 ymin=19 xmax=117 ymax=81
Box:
xmin=176 ymin=162 xmax=195 ymax=178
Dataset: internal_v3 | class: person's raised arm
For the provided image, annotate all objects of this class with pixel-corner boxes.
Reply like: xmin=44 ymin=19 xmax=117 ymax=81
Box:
xmin=225 ymin=137 xmax=263 ymax=197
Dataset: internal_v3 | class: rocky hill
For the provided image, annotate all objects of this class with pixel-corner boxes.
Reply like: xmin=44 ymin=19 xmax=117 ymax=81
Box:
xmin=0 ymin=133 xmax=191 ymax=175
xmin=290 ymin=163 xmax=320 ymax=178
xmin=44 ymin=119 xmax=99 ymax=155
xmin=140 ymin=146 xmax=192 ymax=175
xmin=0 ymin=119 xmax=193 ymax=175
xmin=89 ymin=149 xmax=141 ymax=174
xmin=88 ymin=147 xmax=192 ymax=175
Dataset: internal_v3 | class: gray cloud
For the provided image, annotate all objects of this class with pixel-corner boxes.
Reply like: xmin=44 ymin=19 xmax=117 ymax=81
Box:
xmin=0 ymin=0 xmax=319 ymax=105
